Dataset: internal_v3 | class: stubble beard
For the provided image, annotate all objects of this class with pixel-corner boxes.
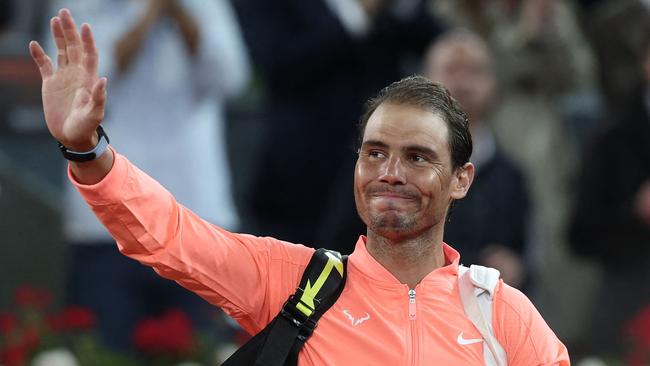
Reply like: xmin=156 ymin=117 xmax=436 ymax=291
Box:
xmin=366 ymin=208 xmax=439 ymax=265
xmin=367 ymin=207 xmax=421 ymax=240
xmin=371 ymin=211 xmax=414 ymax=232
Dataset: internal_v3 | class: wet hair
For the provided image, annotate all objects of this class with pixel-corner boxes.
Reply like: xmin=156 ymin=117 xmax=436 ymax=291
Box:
xmin=358 ymin=75 xmax=472 ymax=170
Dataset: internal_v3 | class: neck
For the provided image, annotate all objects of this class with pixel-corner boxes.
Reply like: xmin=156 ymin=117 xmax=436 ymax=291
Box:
xmin=365 ymin=227 xmax=446 ymax=289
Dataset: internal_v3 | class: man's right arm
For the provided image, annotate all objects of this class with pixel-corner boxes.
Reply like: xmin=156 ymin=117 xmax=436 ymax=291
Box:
xmin=71 ymin=150 xmax=314 ymax=334
xmin=30 ymin=8 xmax=315 ymax=335
xmin=30 ymin=7 xmax=115 ymax=184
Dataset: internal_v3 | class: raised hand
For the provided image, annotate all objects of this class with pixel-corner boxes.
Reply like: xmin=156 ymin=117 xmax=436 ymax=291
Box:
xmin=29 ymin=8 xmax=107 ymax=152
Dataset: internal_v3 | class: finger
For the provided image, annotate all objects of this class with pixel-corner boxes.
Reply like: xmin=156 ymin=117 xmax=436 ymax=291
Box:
xmin=91 ymin=77 xmax=106 ymax=103
xmin=51 ymin=17 xmax=68 ymax=67
xmin=59 ymin=8 xmax=83 ymax=65
xmin=90 ymin=77 xmax=107 ymax=122
xmin=29 ymin=41 xmax=54 ymax=79
xmin=80 ymin=23 xmax=98 ymax=76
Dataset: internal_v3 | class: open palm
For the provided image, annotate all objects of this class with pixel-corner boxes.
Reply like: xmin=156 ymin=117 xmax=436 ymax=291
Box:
xmin=29 ymin=9 xmax=107 ymax=151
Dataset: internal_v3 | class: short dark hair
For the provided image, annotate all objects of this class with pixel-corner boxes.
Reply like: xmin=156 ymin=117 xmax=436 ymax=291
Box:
xmin=358 ymin=75 xmax=472 ymax=170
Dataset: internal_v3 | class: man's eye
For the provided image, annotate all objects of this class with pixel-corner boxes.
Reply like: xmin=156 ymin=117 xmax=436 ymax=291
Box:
xmin=409 ymin=154 xmax=427 ymax=163
xmin=368 ymin=150 xmax=386 ymax=159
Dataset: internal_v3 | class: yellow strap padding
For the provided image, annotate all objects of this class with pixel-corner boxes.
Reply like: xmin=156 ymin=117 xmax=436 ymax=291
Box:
xmin=296 ymin=253 xmax=344 ymax=316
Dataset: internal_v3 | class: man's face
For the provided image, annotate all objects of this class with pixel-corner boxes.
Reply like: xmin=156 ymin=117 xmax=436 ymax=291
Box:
xmin=354 ymin=103 xmax=470 ymax=241
xmin=424 ymin=39 xmax=495 ymax=123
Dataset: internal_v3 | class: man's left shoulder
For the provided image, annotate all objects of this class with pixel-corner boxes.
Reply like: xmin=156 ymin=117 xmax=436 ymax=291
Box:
xmin=493 ymin=281 xmax=537 ymax=318
xmin=492 ymin=281 xmax=570 ymax=364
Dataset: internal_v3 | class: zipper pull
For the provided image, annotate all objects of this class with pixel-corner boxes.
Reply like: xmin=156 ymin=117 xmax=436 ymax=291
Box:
xmin=408 ymin=289 xmax=416 ymax=320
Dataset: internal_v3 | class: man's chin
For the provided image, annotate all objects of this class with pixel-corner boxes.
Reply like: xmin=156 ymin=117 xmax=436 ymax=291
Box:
xmin=369 ymin=213 xmax=415 ymax=236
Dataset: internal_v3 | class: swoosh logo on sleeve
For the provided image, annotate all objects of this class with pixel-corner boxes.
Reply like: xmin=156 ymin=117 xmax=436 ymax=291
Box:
xmin=457 ymin=332 xmax=483 ymax=346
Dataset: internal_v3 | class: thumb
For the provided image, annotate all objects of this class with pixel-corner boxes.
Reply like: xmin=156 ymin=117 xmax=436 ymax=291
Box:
xmin=88 ymin=77 xmax=107 ymax=124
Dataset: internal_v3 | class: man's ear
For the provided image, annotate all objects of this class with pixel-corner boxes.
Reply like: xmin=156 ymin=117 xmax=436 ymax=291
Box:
xmin=450 ymin=162 xmax=474 ymax=200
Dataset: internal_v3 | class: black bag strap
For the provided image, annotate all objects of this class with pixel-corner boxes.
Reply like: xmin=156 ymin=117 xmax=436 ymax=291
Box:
xmin=222 ymin=248 xmax=348 ymax=366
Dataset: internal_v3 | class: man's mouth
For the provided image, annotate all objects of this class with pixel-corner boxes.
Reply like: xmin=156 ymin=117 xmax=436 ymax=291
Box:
xmin=367 ymin=185 xmax=418 ymax=200
xmin=371 ymin=192 xmax=415 ymax=200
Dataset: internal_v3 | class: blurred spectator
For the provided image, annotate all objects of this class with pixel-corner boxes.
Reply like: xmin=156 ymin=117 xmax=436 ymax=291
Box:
xmin=233 ymin=0 xmax=445 ymax=253
xmin=430 ymin=1 xmax=601 ymax=344
xmin=0 ymin=0 xmax=21 ymax=56
xmin=423 ymin=30 xmax=532 ymax=290
xmin=431 ymin=0 xmax=592 ymax=285
xmin=0 ymin=0 xmax=48 ymax=56
xmin=0 ymin=1 xmax=12 ymax=35
xmin=0 ymin=0 xmax=42 ymax=132
xmin=569 ymin=35 xmax=650 ymax=357
xmin=577 ymin=0 xmax=650 ymax=118
xmin=47 ymin=0 xmax=250 ymax=351
xmin=0 ymin=0 xmax=16 ymax=128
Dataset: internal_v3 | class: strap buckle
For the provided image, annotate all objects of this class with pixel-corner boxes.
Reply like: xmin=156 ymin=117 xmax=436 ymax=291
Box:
xmin=281 ymin=292 xmax=319 ymax=341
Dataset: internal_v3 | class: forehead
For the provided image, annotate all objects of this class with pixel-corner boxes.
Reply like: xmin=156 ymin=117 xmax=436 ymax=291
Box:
xmin=363 ymin=103 xmax=450 ymax=153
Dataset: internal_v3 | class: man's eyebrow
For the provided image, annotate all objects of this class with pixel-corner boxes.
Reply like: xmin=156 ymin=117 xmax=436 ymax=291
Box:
xmin=405 ymin=145 xmax=438 ymax=159
xmin=361 ymin=140 xmax=440 ymax=159
xmin=360 ymin=140 xmax=389 ymax=149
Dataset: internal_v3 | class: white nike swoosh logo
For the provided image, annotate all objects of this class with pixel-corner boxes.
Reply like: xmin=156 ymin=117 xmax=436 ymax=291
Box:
xmin=457 ymin=332 xmax=483 ymax=345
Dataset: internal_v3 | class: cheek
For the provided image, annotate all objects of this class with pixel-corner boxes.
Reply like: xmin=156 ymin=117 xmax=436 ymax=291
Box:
xmin=420 ymin=172 xmax=442 ymax=191
xmin=354 ymin=161 xmax=374 ymax=188
xmin=353 ymin=163 xmax=369 ymax=200
xmin=418 ymin=173 xmax=449 ymax=205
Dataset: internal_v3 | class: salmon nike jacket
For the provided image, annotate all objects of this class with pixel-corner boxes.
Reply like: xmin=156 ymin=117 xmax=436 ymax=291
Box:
xmin=71 ymin=151 xmax=570 ymax=365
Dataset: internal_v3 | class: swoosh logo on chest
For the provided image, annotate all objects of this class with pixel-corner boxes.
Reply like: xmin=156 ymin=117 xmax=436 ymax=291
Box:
xmin=457 ymin=332 xmax=483 ymax=346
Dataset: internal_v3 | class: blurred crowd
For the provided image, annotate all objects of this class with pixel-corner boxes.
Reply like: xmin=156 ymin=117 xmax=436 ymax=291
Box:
xmin=1 ymin=0 xmax=649 ymax=363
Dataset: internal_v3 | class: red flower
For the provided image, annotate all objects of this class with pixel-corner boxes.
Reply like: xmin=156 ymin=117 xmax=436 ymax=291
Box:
xmin=12 ymin=285 xmax=51 ymax=309
xmin=20 ymin=327 xmax=40 ymax=350
xmin=0 ymin=312 xmax=17 ymax=334
xmin=47 ymin=306 xmax=96 ymax=332
xmin=0 ymin=326 xmax=40 ymax=366
xmin=0 ymin=344 xmax=27 ymax=366
xmin=624 ymin=306 xmax=650 ymax=350
xmin=626 ymin=350 xmax=648 ymax=366
xmin=132 ymin=308 xmax=194 ymax=356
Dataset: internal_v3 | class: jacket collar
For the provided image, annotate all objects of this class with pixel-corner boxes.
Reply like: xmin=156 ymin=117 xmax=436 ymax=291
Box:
xmin=348 ymin=236 xmax=461 ymax=287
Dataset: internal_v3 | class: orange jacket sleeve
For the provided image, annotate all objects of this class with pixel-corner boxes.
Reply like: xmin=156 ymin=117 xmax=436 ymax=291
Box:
xmin=69 ymin=151 xmax=314 ymax=335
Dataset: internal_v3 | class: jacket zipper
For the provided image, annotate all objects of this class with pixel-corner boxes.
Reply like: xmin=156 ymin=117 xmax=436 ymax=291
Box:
xmin=408 ymin=289 xmax=417 ymax=320
xmin=408 ymin=289 xmax=418 ymax=365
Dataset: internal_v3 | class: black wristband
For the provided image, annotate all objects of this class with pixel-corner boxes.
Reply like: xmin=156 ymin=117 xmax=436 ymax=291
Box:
xmin=58 ymin=126 xmax=110 ymax=162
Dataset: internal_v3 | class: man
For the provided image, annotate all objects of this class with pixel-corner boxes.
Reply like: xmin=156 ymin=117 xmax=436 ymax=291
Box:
xmin=44 ymin=0 xmax=250 ymax=350
xmin=29 ymin=9 xmax=569 ymax=364
xmin=577 ymin=0 xmax=650 ymax=118
xmin=423 ymin=30 xmax=531 ymax=290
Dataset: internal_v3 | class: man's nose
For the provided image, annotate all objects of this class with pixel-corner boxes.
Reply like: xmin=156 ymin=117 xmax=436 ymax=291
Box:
xmin=378 ymin=156 xmax=406 ymax=185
